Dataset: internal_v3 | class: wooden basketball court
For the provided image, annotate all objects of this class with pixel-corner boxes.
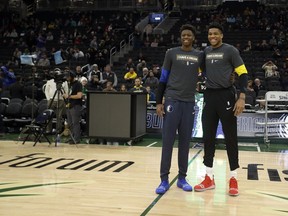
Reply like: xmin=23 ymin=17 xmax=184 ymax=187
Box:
xmin=0 ymin=141 xmax=287 ymax=215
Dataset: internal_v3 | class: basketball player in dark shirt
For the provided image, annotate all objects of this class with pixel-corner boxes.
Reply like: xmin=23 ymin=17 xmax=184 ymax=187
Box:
xmin=155 ymin=24 xmax=204 ymax=194
xmin=194 ymin=22 xmax=248 ymax=196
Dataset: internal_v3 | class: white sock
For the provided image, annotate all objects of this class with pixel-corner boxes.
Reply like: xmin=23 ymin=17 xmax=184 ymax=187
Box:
xmin=206 ymin=166 xmax=213 ymax=179
xmin=230 ymin=169 xmax=237 ymax=179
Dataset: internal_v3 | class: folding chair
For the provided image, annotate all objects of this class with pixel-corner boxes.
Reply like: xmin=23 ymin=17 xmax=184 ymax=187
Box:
xmin=22 ymin=109 xmax=54 ymax=146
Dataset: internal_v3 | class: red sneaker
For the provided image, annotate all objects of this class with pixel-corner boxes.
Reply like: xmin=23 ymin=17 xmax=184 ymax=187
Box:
xmin=194 ymin=174 xmax=215 ymax=192
xmin=229 ymin=177 xmax=239 ymax=196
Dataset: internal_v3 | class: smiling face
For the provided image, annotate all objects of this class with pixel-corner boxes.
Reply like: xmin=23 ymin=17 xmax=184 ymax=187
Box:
xmin=208 ymin=27 xmax=223 ymax=48
xmin=181 ymin=29 xmax=194 ymax=49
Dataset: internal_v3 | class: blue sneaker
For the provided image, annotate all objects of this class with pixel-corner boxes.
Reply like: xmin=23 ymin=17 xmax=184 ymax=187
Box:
xmin=177 ymin=178 xmax=193 ymax=191
xmin=155 ymin=180 xmax=170 ymax=194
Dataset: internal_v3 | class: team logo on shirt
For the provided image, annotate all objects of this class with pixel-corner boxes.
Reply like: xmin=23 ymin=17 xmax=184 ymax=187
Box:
xmin=176 ymin=54 xmax=198 ymax=62
xmin=166 ymin=105 xmax=174 ymax=113
xmin=206 ymin=53 xmax=223 ymax=64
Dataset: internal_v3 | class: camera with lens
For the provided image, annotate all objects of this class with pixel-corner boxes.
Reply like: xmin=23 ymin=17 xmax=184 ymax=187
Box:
xmin=50 ymin=68 xmax=67 ymax=84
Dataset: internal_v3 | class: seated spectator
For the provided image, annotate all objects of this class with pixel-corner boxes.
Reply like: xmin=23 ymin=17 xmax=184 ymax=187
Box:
xmin=141 ymin=67 xmax=149 ymax=83
xmin=152 ymin=66 xmax=161 ymax=79
xmin=136 ymin=60 xmax=147 ymax=74
xmin=84 ymin=64 xmax=102 ymax=81
xmin=37 ymin=53 xmax=50 ymax=67
xmin=124 ymin=58 xmax=135 ymax=72
xmin=262 ymin=60 xmax=278 ymax=78
xmin=46 ymin=31 xmax=54 ymax=41
xmin=119 ymin=84 xmax=127 ymax=92
xmin=145 ymin=70 xmax=159 ymax=89
xmin=73 ymin=47 xmax=85 ymax=59
xmin=80 ymin=77 xmax=88 ymax=102
xmin=243 ymin=40 xmax=253 ymax=52
xmin=103 ymin=81 xmax=117 ymax=92
xmin=124 ymin=67 xmax=137 ymax=84
xmin=129 ymin=77 xmax=147 ymax=93
xmin=8 ymin=76 xmax=25 ymax=100
xmin=246 ymin=80 xmax=256 ymax=99
xmin=146 ymin=85 xmax=156 ymax=105
xmin=75 ymin=65 xmax=83 ymax=80
xmin=102 ymin=64 xmax=117 ymax=88
xmin=0 ymin=66 xmax=16 ymax=88
xmin=253 ymin=78 xmax=265 ymax=97
xmin=87 ymin=72 xmax=103 ymax=91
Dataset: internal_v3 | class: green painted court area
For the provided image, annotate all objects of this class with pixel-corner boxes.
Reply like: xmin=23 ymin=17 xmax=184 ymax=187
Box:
xmin=1 ymin=132 xmax=287 ymax=153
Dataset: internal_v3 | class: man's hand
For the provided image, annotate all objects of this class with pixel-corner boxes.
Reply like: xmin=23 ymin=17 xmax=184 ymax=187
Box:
xmin=63 ymin=93 xmax=69 ymax=99
xmin=233 ymin=98 xmax=245 ymax=116
xmin=156 ymin=104 xmax=165 ymax=117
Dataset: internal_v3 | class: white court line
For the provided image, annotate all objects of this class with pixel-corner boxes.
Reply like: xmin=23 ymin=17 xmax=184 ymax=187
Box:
xmin=147 ymin=142 xmax=157 ymax=147
xmin=238 ymin=142 xmax=261 ymax=152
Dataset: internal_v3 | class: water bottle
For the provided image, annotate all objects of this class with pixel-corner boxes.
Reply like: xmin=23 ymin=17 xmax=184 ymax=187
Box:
xmin=56 ymin=134 xmax=61 ymax=146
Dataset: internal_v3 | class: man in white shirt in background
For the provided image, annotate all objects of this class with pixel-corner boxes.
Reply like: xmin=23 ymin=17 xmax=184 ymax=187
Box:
xmin=44 ymin=69 xmax=69 ymax=134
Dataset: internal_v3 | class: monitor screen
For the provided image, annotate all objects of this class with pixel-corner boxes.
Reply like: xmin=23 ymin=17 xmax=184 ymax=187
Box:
xmin=149 ymin=13 xmax=165 ymax=23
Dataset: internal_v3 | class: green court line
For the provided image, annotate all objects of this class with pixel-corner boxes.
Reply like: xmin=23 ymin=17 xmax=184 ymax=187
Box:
xmin=140 ymin=149 xmax=203 ymax=216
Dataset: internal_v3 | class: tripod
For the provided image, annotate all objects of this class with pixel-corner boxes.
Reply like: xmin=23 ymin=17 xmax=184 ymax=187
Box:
xmin=48 ymin=81 xmax=77 ymax=147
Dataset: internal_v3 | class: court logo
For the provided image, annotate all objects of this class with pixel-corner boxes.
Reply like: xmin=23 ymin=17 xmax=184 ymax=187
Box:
xmin=0 ymin=153 xmax=134 ymax=172
xmin=166 ymin=105 xmax=174 ymax=113
xmin=242 ymin=164 xmax=288 ymax=182
xmin=0 ymin=182 xmax=76 ymax=198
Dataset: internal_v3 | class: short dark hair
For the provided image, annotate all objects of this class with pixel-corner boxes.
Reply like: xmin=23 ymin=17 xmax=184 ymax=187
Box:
xmin=208 ymin=22 xmax=224 ymax=33
xmin=180 ymin=24 xmax=196 ymax=36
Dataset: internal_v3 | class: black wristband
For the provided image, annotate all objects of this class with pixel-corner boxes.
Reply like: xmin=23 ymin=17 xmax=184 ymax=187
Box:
xmin=156 ymin=82 xmax=166 ymax=104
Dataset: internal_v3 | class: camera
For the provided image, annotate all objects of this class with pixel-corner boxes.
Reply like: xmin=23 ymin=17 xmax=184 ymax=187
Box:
xmin=50 ymin=68 xmax=67 ymax=84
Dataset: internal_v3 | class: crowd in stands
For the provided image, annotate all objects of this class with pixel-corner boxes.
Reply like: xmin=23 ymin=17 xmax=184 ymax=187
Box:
xmin=1 ymin=3 xmax=288 ymax=135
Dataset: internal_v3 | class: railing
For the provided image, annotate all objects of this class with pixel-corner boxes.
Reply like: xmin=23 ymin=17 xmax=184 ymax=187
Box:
xmin=109 ymin=33 xmax=134 ymax=65
xmin=110 ymin=46 xmax=117 ymax=66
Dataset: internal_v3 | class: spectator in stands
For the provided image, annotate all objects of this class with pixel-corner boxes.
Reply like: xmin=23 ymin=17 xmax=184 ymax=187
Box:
xmin=7 ymin=29 xmax=18 ymax=38
xmin=152 ymin=66 xmax=161 ymax=79
xmin=143 ymin=23 xmax=153 ymax=39
xmin=262 ymin=60 xmax=278 ymax=78
xmin=146 ymin=85 xmax=156 ymax=103
xmin=84 ymin=64 xmax=102 ymax=81
xmin=46 ymin=31 xmax=54 ymax=41
xmin=89 ymin=36 xmax=98 ymax=50
xmin=253 ymin=78 xmax=265 ymax=97
xmin=75 ymin=65 xmax=83 ymax=80
xmin=102 ymin=64 xmax=118 ymax=88
xmin=36 ymin=33 xmax=46 ymax=52
xmin=12 ymin=48 xmax=22 ymax=62
xmin=37 ymin=53 xmax=50 ymax=67
xmin=8 ymin=76 xmax=25 ymax=100
xmin=73 ymin=47 xmax=85 ymax=59
xmin=129 ymin=77 xmax=147 ymax=93
xmin=119 ymin=84 xmax=127 ymax=92
xmin=124 ymin=67 xmax=137 ymax=84
xmin=87 ymin=72 xmax=103 ymax=91
xmin=145 ymin=70 xmax=159 ymax=89
xmin=80 ymin=77 xmax=88 ymax=102
xmin=141 ymin=67 xmax=149 ymax=83
xmin=136 ymin=60 xmax=147 ymax=74
xmin=246 ymin=80 xmax=256 ymax=99
xmin=103 ymin=81 xmax=117 ymax=92
xmin=243 ymin=40 xmax=253 ymax=52
xmin=0 ymin=66 xmax=16 ymax=88
xmin=259 ymin=39 xmax=270 ymax=51
xmin=124 ymin=58 xmax=135 ymax=72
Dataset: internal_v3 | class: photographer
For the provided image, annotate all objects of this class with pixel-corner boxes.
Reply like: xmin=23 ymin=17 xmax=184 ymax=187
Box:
xmin=44 ymin=69 xmax=69 ymax=134
xmin=63 ymin=71 xmax=83 ymax=144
